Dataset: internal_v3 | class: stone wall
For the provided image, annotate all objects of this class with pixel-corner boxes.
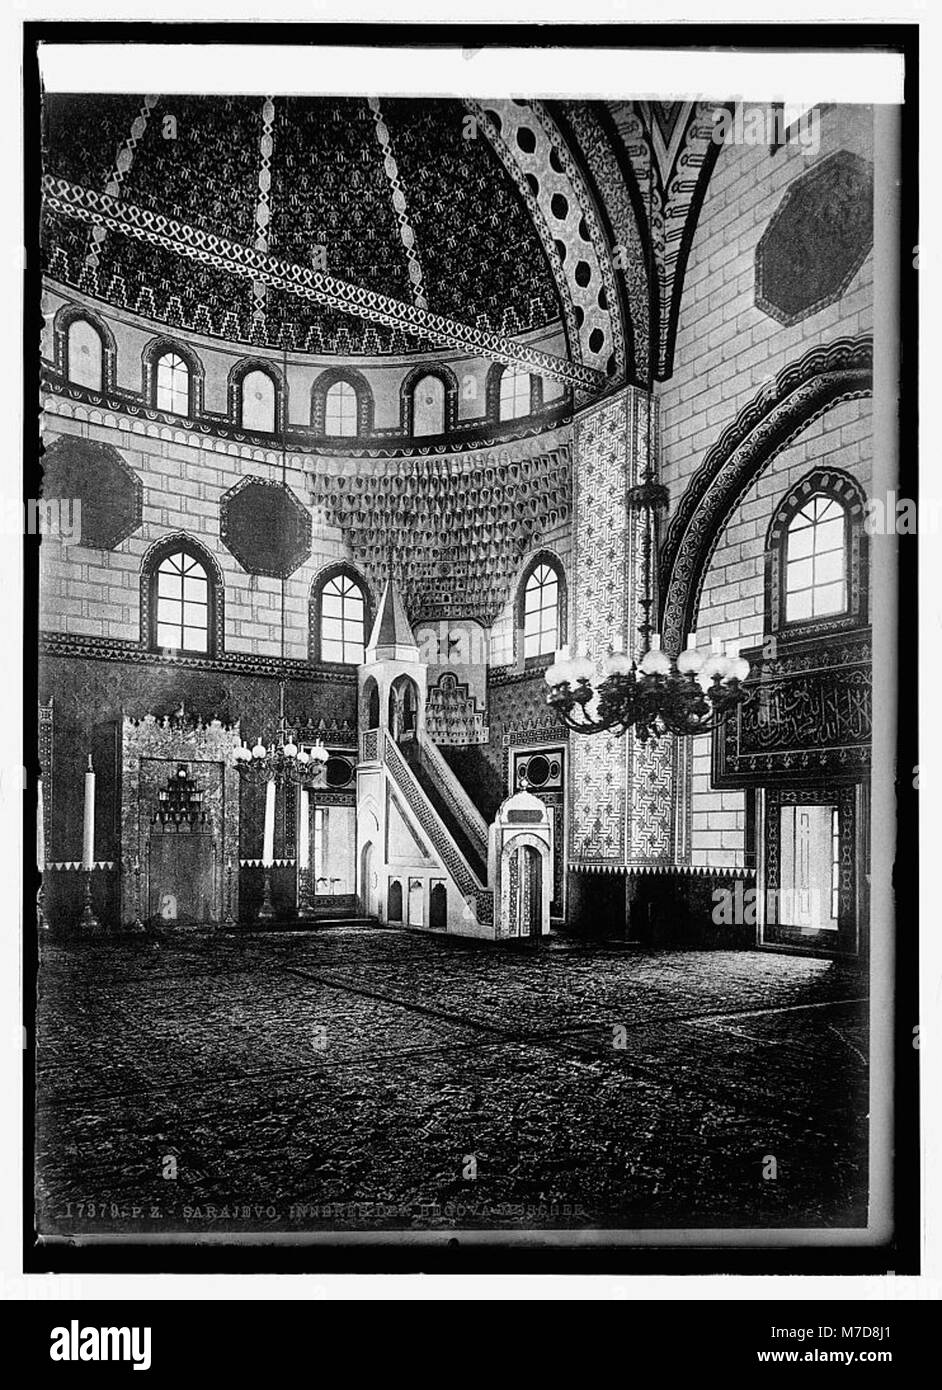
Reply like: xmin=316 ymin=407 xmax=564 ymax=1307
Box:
xmin=656 ymin=106 xmax=874 ymax=869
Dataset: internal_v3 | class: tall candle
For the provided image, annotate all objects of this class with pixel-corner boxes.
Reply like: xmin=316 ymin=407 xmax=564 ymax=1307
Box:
xmin=262 ymin=777 xmax=276 ymax=868
xmin=298 ymin=787 xmax=310 ymax=871
xmin=82 ymin=755 xmax=95 ymax=870
xmin=37 ymin=777 xmax=45 ymax=872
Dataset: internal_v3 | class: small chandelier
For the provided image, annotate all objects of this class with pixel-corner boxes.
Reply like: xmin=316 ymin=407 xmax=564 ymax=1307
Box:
xmin=232 ymin=680 xmax=329 ymax=782
xmin=545 ymin=436 xmax=750 ymax=741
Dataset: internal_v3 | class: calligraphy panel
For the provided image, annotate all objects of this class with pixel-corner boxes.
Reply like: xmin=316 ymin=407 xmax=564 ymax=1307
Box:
xmin=712 ymin=630 xmax=871 ymax=787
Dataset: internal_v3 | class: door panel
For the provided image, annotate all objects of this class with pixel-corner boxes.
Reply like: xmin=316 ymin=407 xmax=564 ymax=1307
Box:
xmin=761 ymin=785 xmax=860 ymax=954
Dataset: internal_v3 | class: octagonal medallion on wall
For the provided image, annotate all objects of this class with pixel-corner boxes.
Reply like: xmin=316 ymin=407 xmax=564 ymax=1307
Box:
xmin=756 ymin=150 xmax=874 ymax=326
xmin=220 ymin=476 xmax=312 ymax=578
xmin=41 ymin=435 xmax=143 ymax=549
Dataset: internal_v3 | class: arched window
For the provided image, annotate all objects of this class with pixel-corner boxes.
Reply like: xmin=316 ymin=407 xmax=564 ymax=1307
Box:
xmin=155 ymin=351 xmax=190 ymax=415
xmin=312 ymin=368 xmax=372 ymax=438
xmin=784 ymin=494 xmax=846 ymax=622
xmin=315 ymin=568 xmax=368 ymax=664
xmin=151 ymin=547 xmax=212 ymax=654
xmin=240 ymin=369 xmax=277 ymax=432
xmin=413 ymin=374 xmax=445 ymax=436
xmin=521 ymin=558 xmax=563 ymax=660
xmin=66 ymin=318 xmax=103 ymax=390
xmin=499 ymin=366 xmax=531 ymax=421
xmin=766 ymin=468 xmax=866 ymax=634
xmin=325 ymin=380 xmax=358 ymax=437
xmin=401 ymin=366 xmax=457 ymax=437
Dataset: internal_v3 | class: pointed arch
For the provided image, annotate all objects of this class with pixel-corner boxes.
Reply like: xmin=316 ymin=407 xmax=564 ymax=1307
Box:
xmin=515 ymin=549 xmax=567 ymax=666
xmin=309 ymin=562 xmax=373 ymax=666
xmin=765 ymin=466 xmax=868 ymax=636
xmin=486 ymin=361 xmax=543 ymax=422
xmin=360 ymin=675 xmax=381 ymax=731
xmin=658 ymin=336 xmax=873 ymax=652
xmin=389 ymin=673 xmax=420 ymax=743
xmin=387 ymin=878 xmax=404 ymax=923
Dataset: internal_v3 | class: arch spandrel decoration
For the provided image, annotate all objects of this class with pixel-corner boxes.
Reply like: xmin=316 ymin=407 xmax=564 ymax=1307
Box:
xmin=469 ymin=98 xmax=624 ymax=387
xmin=549 ymin=100 xmax=648 ymax=386
xmin=658 ymin=335 xmax=873 ymax=653
xmin=596 ymin=100 xmax=732 ymax=383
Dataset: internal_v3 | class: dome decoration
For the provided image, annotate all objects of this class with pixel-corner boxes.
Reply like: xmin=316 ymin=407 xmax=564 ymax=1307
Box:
xmin=42 ymin=94 xmax=565 ymax=357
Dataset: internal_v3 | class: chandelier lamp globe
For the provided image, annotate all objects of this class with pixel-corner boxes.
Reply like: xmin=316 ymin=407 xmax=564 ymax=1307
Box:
xmin=545 ymin=632 xmax=751 ymax=741
xmin=232 ymin=729 xmax=330 ymax=783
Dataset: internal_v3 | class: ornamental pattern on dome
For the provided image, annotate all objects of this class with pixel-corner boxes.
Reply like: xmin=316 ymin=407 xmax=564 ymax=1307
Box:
xmin=309 ymin=442 xmax=572 ymax=625
xmin=42 ymin=94 xmax=564 ymax=357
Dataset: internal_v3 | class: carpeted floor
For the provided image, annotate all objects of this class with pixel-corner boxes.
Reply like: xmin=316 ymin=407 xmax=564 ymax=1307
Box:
xmin=33 ymin=926 xmax=870 ymax=1237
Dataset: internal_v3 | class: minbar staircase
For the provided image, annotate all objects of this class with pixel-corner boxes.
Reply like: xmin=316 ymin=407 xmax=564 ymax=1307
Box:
xmin=402 ymin=738 xmax=488 ymax=884
xmin=381 ymin=732 xmax=493 ymax=920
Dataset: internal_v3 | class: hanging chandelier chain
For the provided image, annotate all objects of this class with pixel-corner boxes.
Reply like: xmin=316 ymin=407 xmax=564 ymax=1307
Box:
xmin=546 ymin=398 xmax=751 ymax=742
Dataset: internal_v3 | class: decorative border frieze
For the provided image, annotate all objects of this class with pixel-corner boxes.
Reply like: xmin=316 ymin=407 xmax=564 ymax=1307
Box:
xmin=39 ymin=629 xmax=359 ymax=684
xmin=566 ymin=862 xmax=758 ymax=878
xmin=43 ymin=176 xmax=605 ymax=391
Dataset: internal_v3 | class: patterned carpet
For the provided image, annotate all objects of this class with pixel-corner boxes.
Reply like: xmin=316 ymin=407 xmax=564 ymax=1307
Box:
xmin=34 ymin=928 xmax=869 ymax=1237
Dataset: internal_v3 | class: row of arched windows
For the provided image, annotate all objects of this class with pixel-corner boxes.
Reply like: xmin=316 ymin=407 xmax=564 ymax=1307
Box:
xmin=79 ymin=470 xmax=858 ymax=670
xmin=58 ymin=311 xmax=550 ymax=438
xmin=135 ymin=488 xmax=861 ymax=669
xmin=141 ymin=544 xmax=568 ymax=666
